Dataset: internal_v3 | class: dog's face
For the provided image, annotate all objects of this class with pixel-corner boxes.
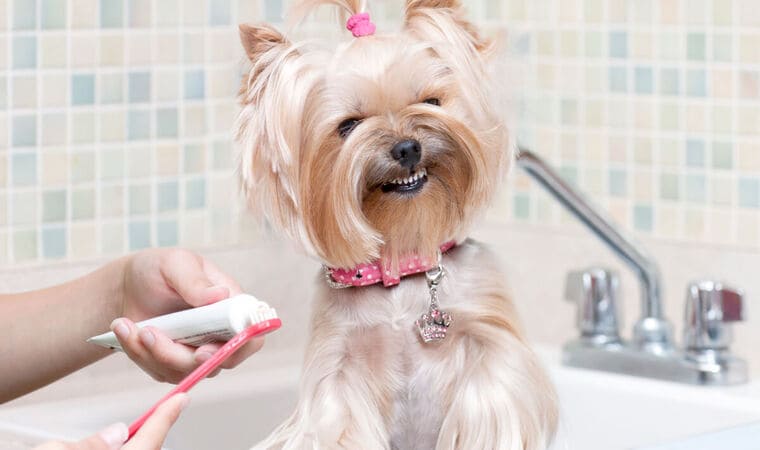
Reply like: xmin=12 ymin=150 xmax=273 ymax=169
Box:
xmin=237 ymin=0 xmax=508 ymax=272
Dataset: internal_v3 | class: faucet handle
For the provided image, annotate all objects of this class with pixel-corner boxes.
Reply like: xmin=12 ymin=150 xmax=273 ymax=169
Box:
xmin=683 ymin=281 xmax=745 ymax=352
xmin=565 ymin=268 xmax=621 ymax=343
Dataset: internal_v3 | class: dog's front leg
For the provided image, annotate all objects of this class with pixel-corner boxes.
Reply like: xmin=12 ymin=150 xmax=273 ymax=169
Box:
xmin=254 ymin=324 xmax=397 ymax=450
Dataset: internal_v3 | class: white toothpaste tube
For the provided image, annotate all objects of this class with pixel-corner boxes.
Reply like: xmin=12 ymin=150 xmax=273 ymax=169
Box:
xmin=87 ymin=294 xmax=278 ymax=351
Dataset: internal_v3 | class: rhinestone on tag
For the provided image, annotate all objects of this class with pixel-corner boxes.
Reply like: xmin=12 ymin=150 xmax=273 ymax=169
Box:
xmin=416 ymin=254 xmax=452 ymax=343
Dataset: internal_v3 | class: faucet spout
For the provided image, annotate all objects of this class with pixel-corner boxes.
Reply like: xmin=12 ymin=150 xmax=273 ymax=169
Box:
xmin=515 ymin=148 xmax=673 ymax=353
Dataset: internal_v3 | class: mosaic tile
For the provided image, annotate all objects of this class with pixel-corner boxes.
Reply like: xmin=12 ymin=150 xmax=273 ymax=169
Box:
xmin=13 ymin=0 xmax=35 ymax=29
xmin=157 ymin=181 xmax=179 ymax=212
xmin=12 ymin=115 xmax=36 ymax=147
xmin=12 ymin=191 xmax=37 ymax=226
xmin=101 ymin=222 xmax=124 ymax=254
xmin=12 ymin=153 xmax=36 ymax=186
xmin=128 ymin=220 xmax=151 ymax=250
xmin=100 ymin=185 xmax=124 ymax=217
xmin=712 ymin=142 xmax=733 ymax=170
xmin=156 ymin=108 xmax=178 ymax=138
xmin=42 ymin=226 xmax=66 ymax=259
xmin=72 ymin=112 xmax=95 ymax=143
xmin=129 ymin=184 xmax=151 ymax=215
xmin=184 ymin=70 xmax=205 ymax=100
xmin=72 ymin=188 xmax=95 ymax=220
xmin=157 ymin=219 xmax=178 ymax=246
xmin=72 ymin=0 xmax=97 ymax=28
xmin=13 ymin=229 xmax=37 ymax=261
xmin=12 ymin=76 xmax=37 ymax=108
xmin=100 ymin=0 xmax=124 ymax=28
xmin=41 ymin=0 xmax=66 ymax=29
xmin=13 ymin=37 xmax=36 ymax=69
xmin=185 ymin=178 xmax=206 ymax=209
xmin=129 ymin=0 xmax=151 ymax=27
xmin=72 ymin=74 xmax=96 ymax=105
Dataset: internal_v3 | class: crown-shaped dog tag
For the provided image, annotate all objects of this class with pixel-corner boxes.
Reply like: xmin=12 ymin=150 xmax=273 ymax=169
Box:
xmin=416 ymin=258 xmax=452 ymax=343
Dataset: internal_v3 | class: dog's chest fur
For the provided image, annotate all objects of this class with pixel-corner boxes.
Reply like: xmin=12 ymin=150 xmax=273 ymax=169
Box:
xmin=315 ymin=240 xmax=513 ymax=449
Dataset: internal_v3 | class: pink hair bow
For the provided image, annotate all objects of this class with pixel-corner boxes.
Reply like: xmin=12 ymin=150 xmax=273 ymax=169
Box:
xmin=346 ymin=12 xmax=376 ymax=38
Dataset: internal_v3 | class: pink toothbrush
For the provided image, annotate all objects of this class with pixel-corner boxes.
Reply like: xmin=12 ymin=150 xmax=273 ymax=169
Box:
xmin=126 ymin=317 xmax=282 ymax=439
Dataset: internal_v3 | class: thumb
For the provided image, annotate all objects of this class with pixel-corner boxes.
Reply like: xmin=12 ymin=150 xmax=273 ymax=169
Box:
xmin=78 ymin=423 xmax=128 ymax=450
xmin=162 ymin=251 xmax=230 ymax=307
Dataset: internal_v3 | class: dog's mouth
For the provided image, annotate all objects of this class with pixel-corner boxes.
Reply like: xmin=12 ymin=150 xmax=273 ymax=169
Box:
xmin=380 ymin=168 xmax=428 ymax=195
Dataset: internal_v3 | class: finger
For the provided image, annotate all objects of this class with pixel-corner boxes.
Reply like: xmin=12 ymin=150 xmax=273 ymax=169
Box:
xmin=78 ymin=423 xmax=128 ymax=450
xmin=201 ymin=259 xmax=244 ymax=296
xmin=123 ymin=394 xmax=189 ymax=450
xmin=220 ymin=337 xmax=266 ymax=369
xmin=112 ymin=320 xmax=189 ymax=383
xmin=160 ymin=250 xmax=230 ymax=307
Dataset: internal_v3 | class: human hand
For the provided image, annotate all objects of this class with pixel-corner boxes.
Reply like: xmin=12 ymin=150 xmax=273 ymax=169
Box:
xmin=110 ymin=248 xmax=264 ymax=383
xmin=33 ymin=394 xmax=189 ymax=450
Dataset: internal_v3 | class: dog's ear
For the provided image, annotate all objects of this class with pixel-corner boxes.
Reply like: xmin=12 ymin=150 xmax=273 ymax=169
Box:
xmin=239 ymin=23 xmax=287 ymax=63
xmin=236 ymin=24 xmax=319 ymax=255
xmin=404 ymin=0 xmax=492 ymax=54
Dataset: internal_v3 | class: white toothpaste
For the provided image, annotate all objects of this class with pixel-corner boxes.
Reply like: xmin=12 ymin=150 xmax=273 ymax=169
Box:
xmin=87 ymin=294 xmax=278 ymax=351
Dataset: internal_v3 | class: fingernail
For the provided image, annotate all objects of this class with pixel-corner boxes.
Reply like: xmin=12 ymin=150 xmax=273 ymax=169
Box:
xmin=110 ymin=319 xmax=130 ymax=340
xmin=195 ymin=351 xmax=214 ymax=363
xmin=98 ymin=422 xmax=128 ymax=449
xmin=139 ymin=329 xmax=155 ymax=348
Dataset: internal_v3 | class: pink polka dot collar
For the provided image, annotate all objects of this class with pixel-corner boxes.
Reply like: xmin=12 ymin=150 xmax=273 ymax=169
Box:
xmin=326 ymin=241 xmax=456 ymax=288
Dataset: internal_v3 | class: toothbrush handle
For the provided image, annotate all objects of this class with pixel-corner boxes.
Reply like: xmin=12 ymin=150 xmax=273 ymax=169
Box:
xmin=127 ymin=318 xmax=282 ymax=440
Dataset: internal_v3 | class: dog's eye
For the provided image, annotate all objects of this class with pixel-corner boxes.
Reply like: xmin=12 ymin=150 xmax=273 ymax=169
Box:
xmin=423 ymin=98 xmax=441 ymax=106
xmin=338 ymin=118 xmax=362 ymax=138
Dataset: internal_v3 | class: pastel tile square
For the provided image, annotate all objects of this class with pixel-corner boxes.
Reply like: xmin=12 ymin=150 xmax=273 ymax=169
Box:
xmin=0 ymin=37 xmax=6 ymax=70
xmin=560 ymin=99 xmax=578 ymax=125
xmin=128 ymin=109 xmax=151 ymax=140
xmin=70 ymin=36 xmax=97 ymax=68
xmin=712 ymin=176 xmax=732 ymax=206
xmin=560 ymin=31 xmax=579 ymax=57
xmin=736 ymin=106 xmax=760 ymax=135
xmin=739 ymin=71 xmax=759 ymax=98
xmin=100 ymin=73 xmax=123 ymax=104
xmin=101 ymin=222 xmax=124 ymax=254
xmin=156 ymin=108 xmax=178 ymax=138
xmin=659 ymin=102 xmax=679 ymax=130
xmin=711 ymin=69 xmax=733 ymax=98
xmin=100 ymin=148 xmax=124 ymax=180
xmin=12 ymin=75 xmax=37 ymax=108
xmin=608 ymin=168 xmax=627 ymax=197
xmin=128 ymin=72 xmax=151 ymax=103
xmin=738 ymin=178 xmax=760 ymax=208
xmin=183 ymin=0 xmax=205 ymax=24
xmin=686 ymin=140 xmax=705 ymax=167
xmin=13 ymin=0 xmax=35 ymax=29
xmin=156 ymin=34 xmax=179 ymax=64
xmin=155 ymin=0 xmax=179 ymax=26
xmin=712 ymin=105 xmax=733 ymax=133
xmin=714 ymin=0 xmax=733 ymax=25
xmin=631 ymin=32 xmax=652 ymax=58
xmin=41 ymin=74 xmax=67 ymax=106
xmin=185 ymin=178 xmax=206 ymax=209
xmin=101 ymin=110 xmax=126 ymax=141
xmin=536 ymin=31 xmax=556 ymax=56
xmin=42 ymin=190 xmax=66 ymax=222
xmin=71 ymin=74 xmax=95 ymax=105
xmin=72 ymin=112 xmax=95 ymax=143
xmin=212 ymin=140 xmax=231 ymax=170
xmin=660 ymin=68 xmax=680 ymax=95
xmin=513 ymin=193 xmax=530 ymax=219
xmin=13 ymin=36 xmax=36 ymax=69
xmin=183 ymin=144 xmax=205 ymax=173
xmin=607 ymin=0 xmax=627 ymax=22
xmin=183 ymin=106 xmax=205 ymax=137
xmin=12 ymin=152 xmax=36 ymax=186
xmin=738 ymin=0 xmax=760 ymax=26
xmin=739 ymin=34 xmax=760 ymax=64
xmin=184 ymin=70 xmax=205 ymax=100
xmin=685 ymin=174 xmax=707 ymax=203
xmin=686 ymin=33 xmax=706 ymax=60
xmin=712 ymin=142 xmax=733 ymax=170
xmin=127 ymin=146 xmax=152 ymax=177
xmin=737 ymin=143 xmax=760 ymax=170
xmin=633 ymin=204 xmax=653 ymax=232
xmin=634 ymin=67 xmax=653 ymax=94
xmin=263 ymin=0 xmax=282 ymax=22
xmin=146 ymin=146 xmax=175 ymax=178
xmin=608 ymin=31 xmax=627 ymax=58
xmin=608 ymin=66 xmax=627 ymax=92
xmin=129 ymin=220 xmax=151 ymax=250
xmin=100 ymin=0 xmax=123 ymax=27
xmin=658 ymin=32 xmax=680 ymax=59
xmin=713 ymin=34 xmax=732 ymax=62
xmin=41 ymin=0 xmax=67 ymax=29
xmin=41 ymin=113 xmax=66 ymax=145
xmin=71 ymin=152 xmax=95 ymax=183
xmin=183 ymin=32 xmax=204 ymax=64
xmin=686 ymin=69 xmax=707 ymax=97
xmin=71 ymin=188 xmax=95 ymax=220
xmin=128 ymin=0 xmax=151 ymax=27
xmin=42 ymin=153 xmax=68 ymax=185
xmin=71 ymin=0 xmax=97 ymax=28
xmin=584 ymin=31 xmax=603 ymax=58
xmin=157 ymin=219 xmax=178 ymax=247
xmin=100 ymin=185 xmax=124 ymax=217
xmin=209 ymin=0 xmax=231 ymax=25
xmin=632 ymin=1 xmax=652 ymax=22
xmin=660 ymin=173 xmax=679 ymax=200
xmin=70 ymin=223 xmax=97 ymax=259
xmin=155 ymin=70 xmax=180 ymax=101
xmin=126 ymin=33 xmax=151 ymax=65
xmin=99 ymin=35 xmax=124 ymax=66
xmin=13 ymin=229 xmax=37 ymax=262
xmin=42 ymin=226 xmax=66 ymax=259
xmin=40 ymin=36 xmax=68 ymax=68
xmin=157 ymin=181 xmax=179 ymax=212
xmin=129 ymin=184 xmax=151 ymax=215
xmin=12 ymin=115 xmax=36 ymax=147
xmin=12 ymin=191 xmax=37 ymax=225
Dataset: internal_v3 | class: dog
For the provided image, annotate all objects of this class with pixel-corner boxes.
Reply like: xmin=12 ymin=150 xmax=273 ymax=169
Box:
xmin=235 ymin=1 xmax=558 ymax=448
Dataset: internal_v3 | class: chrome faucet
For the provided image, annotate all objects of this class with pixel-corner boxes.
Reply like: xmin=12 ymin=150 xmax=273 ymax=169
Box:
xmin=516 ymin=148 xmax=748 ymax=385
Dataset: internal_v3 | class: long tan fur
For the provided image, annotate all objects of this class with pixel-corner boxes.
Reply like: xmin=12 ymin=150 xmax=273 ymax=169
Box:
xmin=236 ymin=1 xmax=558 ymax=448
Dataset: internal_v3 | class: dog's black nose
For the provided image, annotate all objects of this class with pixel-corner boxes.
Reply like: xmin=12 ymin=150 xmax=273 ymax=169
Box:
xmin=390 ymin=139 xmax=421 ymax=169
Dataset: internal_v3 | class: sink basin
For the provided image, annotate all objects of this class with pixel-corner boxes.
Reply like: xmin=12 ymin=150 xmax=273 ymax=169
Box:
xmin=1 ymin=346 xmax=759 ymax=450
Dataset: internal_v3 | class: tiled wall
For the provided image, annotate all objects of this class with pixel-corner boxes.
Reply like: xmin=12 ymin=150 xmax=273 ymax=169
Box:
xmin=1 ymin=0 xmax=757 ymax=267
xmin=501 ymin=0 xmax=760 ymax=252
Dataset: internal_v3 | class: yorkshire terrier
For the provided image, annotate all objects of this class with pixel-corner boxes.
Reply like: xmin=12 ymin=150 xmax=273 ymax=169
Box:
xmin=235 ymin=1 xmax=558 ymax=448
